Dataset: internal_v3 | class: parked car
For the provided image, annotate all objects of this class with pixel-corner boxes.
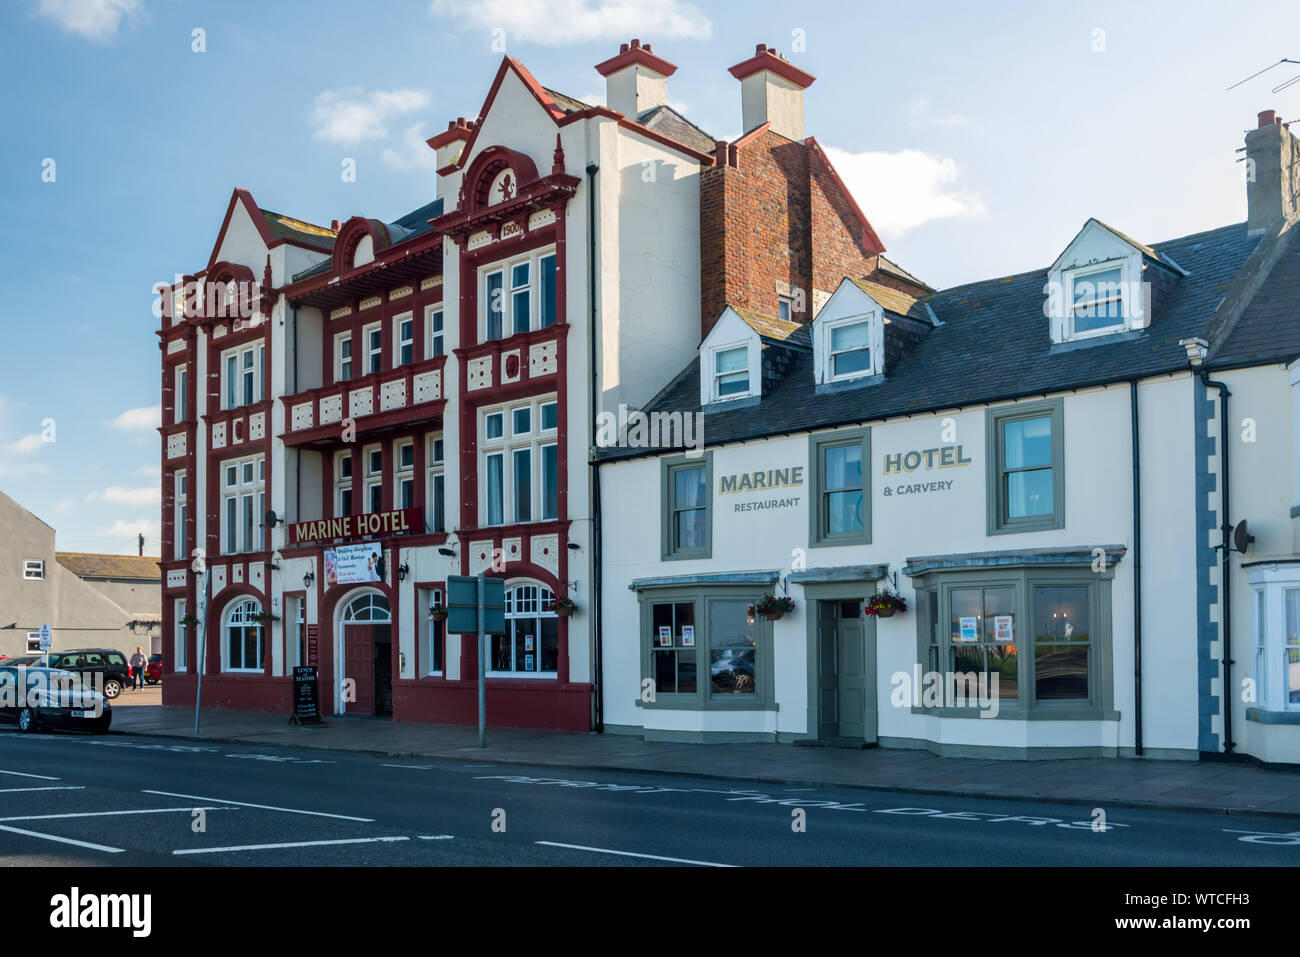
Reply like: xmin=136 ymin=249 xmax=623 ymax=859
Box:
xmin=144 ymin=653 xmax=162 ymax=685
xmin=40 ymin=649 xmax=133 ymax=699
xmin=0 ymin=666 xmax=112 ymax=733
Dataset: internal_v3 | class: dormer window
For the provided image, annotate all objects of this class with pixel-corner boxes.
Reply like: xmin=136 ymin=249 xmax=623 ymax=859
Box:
xmin=713 ymin=346 xmax=750 ymax=400
xmin=828 ymin=320 xmax=871 ymax=379
xmin=1066 ymin=263 xmax=1126 ymax=338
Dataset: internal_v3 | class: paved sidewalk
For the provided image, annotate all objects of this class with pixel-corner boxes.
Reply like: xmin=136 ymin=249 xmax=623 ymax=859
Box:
xmin=106 ymin=702 xmax=1300 ymax=819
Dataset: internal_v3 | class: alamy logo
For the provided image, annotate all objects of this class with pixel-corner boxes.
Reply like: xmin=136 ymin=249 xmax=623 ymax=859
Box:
xmin=49 ymin=888 xmax=151 ymax=937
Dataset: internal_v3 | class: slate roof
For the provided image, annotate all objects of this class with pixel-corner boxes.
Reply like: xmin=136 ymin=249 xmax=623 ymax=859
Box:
xmin=56 ymin=553 xmax=161 ymax=581
xmin=637 ymin=105 xmax=716 ymax=155
xmin=260 ymin=209 xmax=336 ymax=251
xmin=602 ymin=220 xmax=1272 ymax=461
xmin=850 ymin=278 xmax=932 ymax=324
xmin=1212 ymin=227 xmax=1300 ymax=366
xmin=875 ymin=255 xmax=933 ymax=292
xmin=542 ymin=87 xmax=592 ymax=114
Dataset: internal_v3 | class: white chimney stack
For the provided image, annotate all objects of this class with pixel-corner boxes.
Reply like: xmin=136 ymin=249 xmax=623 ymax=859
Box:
xmin=728 ymin=43 xmax=816 ymax=141
xmin=1245 ymin=109 xmax=1300 ymax=234
xmin=595 ymin=39 xmax=677 ymax=119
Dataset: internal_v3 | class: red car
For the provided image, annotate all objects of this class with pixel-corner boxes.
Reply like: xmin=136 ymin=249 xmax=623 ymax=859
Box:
xmin=144 ymin=653 xmax=162 ymax=685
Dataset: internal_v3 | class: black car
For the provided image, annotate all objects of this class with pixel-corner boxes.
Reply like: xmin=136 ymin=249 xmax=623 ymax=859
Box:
xmin=41 ymin=649 xmax=133 ymax=699
xmin=0 ymin=666 xmax=112 ymax=734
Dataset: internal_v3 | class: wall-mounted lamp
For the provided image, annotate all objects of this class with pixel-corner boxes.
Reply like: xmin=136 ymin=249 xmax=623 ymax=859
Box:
xmin=437 ymin=547 xmax=456 ymax=557
xmin=399 ymin=651 xmax=407 ymax=671
xmin=397 ymin=562 xmax=410 ymax=582
xmin=303 ymin=570 xmax=315 ymax=588
xmin=566 ymin=542 xmax=581 ymax=551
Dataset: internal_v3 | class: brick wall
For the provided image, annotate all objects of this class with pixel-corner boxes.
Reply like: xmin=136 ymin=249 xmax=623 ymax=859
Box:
xmin=700 ymin=129 xmax=884 ymax=338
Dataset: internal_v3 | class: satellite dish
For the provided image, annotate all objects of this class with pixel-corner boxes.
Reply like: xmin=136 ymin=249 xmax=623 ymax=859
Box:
xmin=264 ymin=510 xmax=280 ymax=528
xmin=1233 ymin=520 xmax=1255 ymax=554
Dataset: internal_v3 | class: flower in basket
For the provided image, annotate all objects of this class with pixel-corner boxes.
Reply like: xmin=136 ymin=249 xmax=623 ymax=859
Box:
xmin=250 ymin=609 xmax=281 ymax=623
xmin=750 ymin=594 xmax=796 ymax=620
xmin=429 ymin=603 xmax=449 ymax=621
xmin=547 ymin=596 xmax=579 ymax=617
xmin=864 ymin=589 xmax=907 ymax=618
xmin=178 ymin=614 xmax=201 ymax=627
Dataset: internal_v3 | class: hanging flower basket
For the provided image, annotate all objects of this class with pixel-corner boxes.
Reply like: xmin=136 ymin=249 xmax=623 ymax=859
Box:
xmin=864 ymin=590 xmax=907 ymax=619
xmin=429 ymin=605 xmax=449 ymax=622
xmin=751 ymin=594 xmax=796 ymax=621
xmin=178 ymin=614 xmax=201 ymax=628
xmin=250 ymin=610 xmax=281 ymax=624
xmin=548 ymin=597 xmax=579 ymax=618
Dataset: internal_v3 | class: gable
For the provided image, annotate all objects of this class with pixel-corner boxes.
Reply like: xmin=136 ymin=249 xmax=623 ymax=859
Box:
xmin=209 ymin=192 xmax=270 ymax=273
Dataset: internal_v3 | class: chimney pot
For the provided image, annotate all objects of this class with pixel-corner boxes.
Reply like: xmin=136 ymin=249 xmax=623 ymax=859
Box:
xmin=756 ymin=43 xmax=767 ymax=54
xmin=1259 ymin=109 xmax=1278 ymax=128
xmin=631 ymin=38 xmax=640 ymax=48
xmin=644 ymin=43 xmax=652 ymax=52
xmin=331 ymin=220 xmax=340 ymax=232
xmin=619 ymin=42 xmax=628 ymax=53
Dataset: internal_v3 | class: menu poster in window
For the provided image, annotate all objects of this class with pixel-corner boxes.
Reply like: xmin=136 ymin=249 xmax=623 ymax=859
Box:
xmin=958 ymin=616 xmax=978 ymax=642
xmin=680 ymin=625 xmax=695 ymax=647
xmin=525 ymin=635 xmax=534 ymax=651
xmin=656 ymin=625 xmax=673 ymax=648
xmin=524 ymin=654 xmax=534 ymax=671
xmin=993 ymin=615 xmax=1014 ymax=642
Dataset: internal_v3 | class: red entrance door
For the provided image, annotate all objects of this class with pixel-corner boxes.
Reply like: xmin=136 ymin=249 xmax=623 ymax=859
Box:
xmin=345 ymin=625 xmax=374 ymax=716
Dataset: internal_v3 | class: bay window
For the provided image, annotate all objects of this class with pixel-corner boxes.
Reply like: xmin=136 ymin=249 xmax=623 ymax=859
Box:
xmin=637 ymin=585 xmax=774 ymax=709
xmin=908 ymin=553 xmax=1118 ymax=718
xmin=1246 ymin=564 xmax=1300 ymax=718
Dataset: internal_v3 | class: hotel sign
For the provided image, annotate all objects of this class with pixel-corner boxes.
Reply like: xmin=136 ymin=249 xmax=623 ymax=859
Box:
xmin=881 ymin=444 xmax=972 ymax=498
xmin=287 ymin=507 xmax=424 ymax=546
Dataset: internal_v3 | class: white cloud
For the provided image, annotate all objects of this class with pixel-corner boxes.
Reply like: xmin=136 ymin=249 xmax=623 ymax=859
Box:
xmin=36 ymin=0 xmax=143 ymax=42
xmin=311 ymin=88 xmax=432 ymax=148
xmin=134 ymin=464 xmax=162 ymax=477
xmin=88 ymin=485 xmax=160 ymax=507
xmin=0 ymin=463 xmax=52 ymax=477
xmin=4 ymin=433 xmax=46 ymax=455
xmin=908 ymin=98 xmax=971 ymax=129
xmin=107 ymin=404 xmax=161 ymax=431
xmin=823 ymin=146 xmax=985 ymax=239
xmin=99 ymin=517 xmax=160 ymax=545
xmin=54 ymin=498 xmax=75 ymax=513
xmin=381 ymin=123 xmax=442 ymax=172
xmin=430 ymin=0 xmax=711 ymax=46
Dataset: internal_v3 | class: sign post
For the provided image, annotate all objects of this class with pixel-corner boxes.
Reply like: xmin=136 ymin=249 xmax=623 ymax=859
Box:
xmin=194 ymin=566 xmax=211 ymax=735
xmin=38 ymin=625 xmax=51 ymax=667
xmin=446 ymin=575 xmax=505 ymax=749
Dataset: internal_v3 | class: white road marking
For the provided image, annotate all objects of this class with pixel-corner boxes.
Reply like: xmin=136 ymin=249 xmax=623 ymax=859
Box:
xmin=174 ymin=836 xmax=409 ymax=856
xmin=0 ymin=786 xmax=84 ymax=794
xmin=0 ymin=769 xmax=59 ymax=780
xmin=0 ymin=823 xmax=123 ymax=853
xmin=418 ymin=834 xmax=454 ymax=840
xmin=142 ymin=790 xmax=373 ymax=822
xmin=0 ymin=806 xmax=233 ymax=822
xmin=535 ymin=841 xmax=736 ymax=867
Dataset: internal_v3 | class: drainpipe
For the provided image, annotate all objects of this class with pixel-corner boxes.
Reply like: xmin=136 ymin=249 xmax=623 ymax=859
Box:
xmin=586 ymin=161 xmax=604 ymax=733
xmin=292 ymin=306 xmax=299 ymax=523
xmin=1130 ymin=380 xmax=1143 ymax=756
xmin=1200 ymin=372 xmax=1235 ymax=754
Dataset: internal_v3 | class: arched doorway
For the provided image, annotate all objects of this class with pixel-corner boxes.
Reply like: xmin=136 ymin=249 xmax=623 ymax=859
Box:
xmin=338 ymin=591 xmax=392 ymax=717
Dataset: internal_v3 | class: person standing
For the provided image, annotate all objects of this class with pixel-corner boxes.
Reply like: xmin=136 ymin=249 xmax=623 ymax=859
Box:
xmin=130 ymin=647 xmax=146 ymax=690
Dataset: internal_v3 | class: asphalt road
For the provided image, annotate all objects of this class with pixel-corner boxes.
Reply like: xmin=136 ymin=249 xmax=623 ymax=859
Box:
xmin=0 ymin=726 xmax=1297 ymax=867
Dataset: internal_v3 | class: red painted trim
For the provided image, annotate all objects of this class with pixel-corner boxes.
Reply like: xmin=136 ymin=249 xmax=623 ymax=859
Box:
xmin=206 ymin=188 xmax=335 ymax=270
xmin=727 ymin=47 xmax=816 ymax=89
xmin=427 ymin=119 xmax=474 ymax=150
xmin=595 ymin=43 xmax=678 ymax=78
xmin=804 ymin=136 xmax=887 ymax=255
xmin=444 ymin=57 xmax=569 ymax=174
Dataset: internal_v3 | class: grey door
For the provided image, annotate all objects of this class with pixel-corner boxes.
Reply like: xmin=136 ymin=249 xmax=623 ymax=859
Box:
xmin=817 ymin=599 xmax=867 ymax=739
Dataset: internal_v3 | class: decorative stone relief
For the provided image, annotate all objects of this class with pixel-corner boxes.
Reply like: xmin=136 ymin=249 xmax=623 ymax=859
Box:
xmin=166 ymin=432 xmax=187 ymax=459
xmin=467 ymin=230 xmax=492 ymax=251
xmin=389 ymin=285 xmax=413 ymax=300
xmin=503 ymin=537 xmax=522 ymax=565
xmin=213 ymin=324 xmax=227 ymax=338
xmin=528 ymin=209 xmax=557 ymax=230
xmin=501 ymin=350 xmax=521 ymax=383
xmin=360 ymin=295 xmax=382 ymax=311
xmin=380 ymin=380 xmax=407 ymax=411
xmin=330 ymin=306 xmax=353 ymax=320
xmin=249 ymin=412 xmax=265 ymax=441
xmin=212 ymin=565 xmax=227 ymax=593
xmin=232 ymin=564 xmax=244 ymax=583
xmin=467 ymin=356 xmax=493 ymax=391
xmin=420 ymin=276 xmax=443 ymax=291
xmin=320 ymin=395 xmax=342 ymax=425
xmin=349 ymin=387 xmax=373 ymax=418
xmin=211 ymin=422 xmax=226 ymax=450
xmin=291 ymin=402 xmax=313 ymax=430
xmin=469 ymin=540 xmax=496 ymax=576
xmin=167 ymin=338 xmax=187 ymax=355
xmin=166 ymin=569 xmax=187 ymax=589
xmin=413 ymin=370 xmax=442 ymax=403
xmin=528 ymin=341 xmax=558 ymax=377
xmin=531 ymin=534 xmax=560 ymax=577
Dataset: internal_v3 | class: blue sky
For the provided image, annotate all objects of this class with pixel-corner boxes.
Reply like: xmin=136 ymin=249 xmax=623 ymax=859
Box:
xmin=1 ymin=0 xmax=1298 ymax=554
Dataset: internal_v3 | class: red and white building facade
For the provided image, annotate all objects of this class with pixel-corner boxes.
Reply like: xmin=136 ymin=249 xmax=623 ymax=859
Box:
xmin=157 ymin=42 xmax=920 ymax=731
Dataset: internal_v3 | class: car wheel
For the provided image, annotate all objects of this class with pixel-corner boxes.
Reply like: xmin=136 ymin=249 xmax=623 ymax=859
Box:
xmin=17 ymin=708 xmax=37 ymax=733
xmin=103 ymin=679 xmax=122 ymax=699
